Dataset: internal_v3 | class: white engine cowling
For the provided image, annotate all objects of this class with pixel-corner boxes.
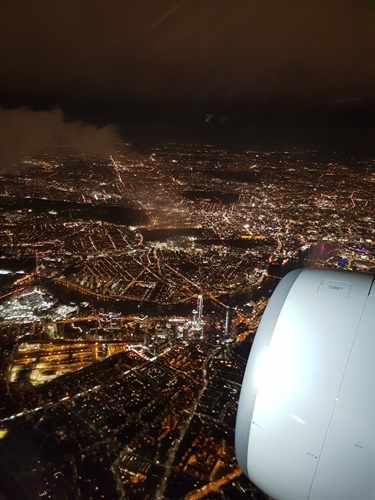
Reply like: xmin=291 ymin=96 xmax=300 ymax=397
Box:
xmin=235 ymin=268 xmax=375 ymax=500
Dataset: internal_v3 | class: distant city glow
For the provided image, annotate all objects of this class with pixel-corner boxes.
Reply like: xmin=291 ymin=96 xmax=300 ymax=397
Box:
xmin=0 ymin=144 xmax=373 ymax=499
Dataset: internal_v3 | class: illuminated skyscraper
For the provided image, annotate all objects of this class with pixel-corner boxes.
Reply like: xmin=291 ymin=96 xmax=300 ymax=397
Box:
xmin=197 ymin=294 xmax=203 ymax=321
xmin=191 ymin=309 xmax=198 ymax=323
xmin=225 ymin=307 xmax=232 ymax=337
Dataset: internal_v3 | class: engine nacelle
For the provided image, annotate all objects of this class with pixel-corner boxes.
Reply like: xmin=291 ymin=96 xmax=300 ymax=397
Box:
xmin=235 ymin=268 xmax=375 ymax=500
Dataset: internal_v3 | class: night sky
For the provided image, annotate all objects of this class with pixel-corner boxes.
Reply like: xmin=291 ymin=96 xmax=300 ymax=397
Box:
xmin=1 ymin=0 xmax=375 ymax=165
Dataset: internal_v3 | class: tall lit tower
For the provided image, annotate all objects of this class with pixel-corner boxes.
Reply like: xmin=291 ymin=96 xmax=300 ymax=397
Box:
xmin=191 ymin=310 xmax=198 ymax=324
xmin=225 ymin=307 xmax=232 ymax=337
xmin=34 ymin=251 xmax=41 ymax=290
xmin=197 ymin=294 xmax=203 ymax=321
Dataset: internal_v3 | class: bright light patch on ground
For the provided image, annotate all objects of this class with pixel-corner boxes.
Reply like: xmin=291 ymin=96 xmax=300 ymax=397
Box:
xmin=0 ymin=428 xmax=9 ymax=439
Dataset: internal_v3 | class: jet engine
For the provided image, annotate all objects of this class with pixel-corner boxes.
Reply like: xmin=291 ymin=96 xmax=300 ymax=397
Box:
xmin=235 ymin=269 xmax=375 ymax=499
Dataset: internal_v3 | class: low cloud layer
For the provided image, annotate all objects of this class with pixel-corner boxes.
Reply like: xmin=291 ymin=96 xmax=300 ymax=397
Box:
xmin=0 ymin=107 xmax=120 ymax=172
